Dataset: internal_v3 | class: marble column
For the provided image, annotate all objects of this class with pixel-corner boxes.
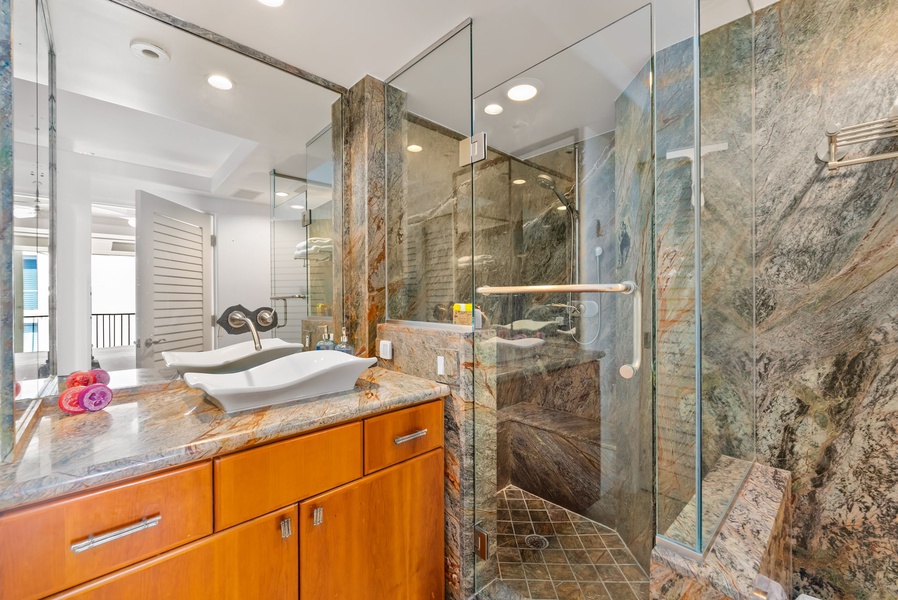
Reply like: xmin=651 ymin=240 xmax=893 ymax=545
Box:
xmin=341 ymin=75 xmax=387 ymax=357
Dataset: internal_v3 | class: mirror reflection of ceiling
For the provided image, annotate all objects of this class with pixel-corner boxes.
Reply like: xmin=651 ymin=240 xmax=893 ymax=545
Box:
xmin=12 ymin=0 xmax=340 ymax=206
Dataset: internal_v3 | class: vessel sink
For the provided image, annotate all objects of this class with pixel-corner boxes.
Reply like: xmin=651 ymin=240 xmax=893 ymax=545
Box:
xmin=183 ymin=351 xmax=377 ymax=413
xmin=162 ymin=338 xmax=303 ymax=375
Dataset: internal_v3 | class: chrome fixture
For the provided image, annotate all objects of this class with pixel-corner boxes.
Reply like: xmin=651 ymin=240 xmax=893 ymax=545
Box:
xmin=818 ymin=114 xmax=898 ymax=170
xmin=270 ymin=294 xmax=307 ymax=329
xmin=477 ymin=282 xmax=641 ymax=378
xmin=394 ymin=429 xmax=428 ymax=445
xmin=71 ymin=515 xmax=162 ymax=554
xmin=536 ymin=174 xmax=579 ymax=217
xmin=227 ymin=309 xmax=269 ymax=351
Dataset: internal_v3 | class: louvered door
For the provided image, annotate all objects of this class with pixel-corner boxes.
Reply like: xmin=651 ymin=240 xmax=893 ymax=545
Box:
xmin=135 ymin=191 xmax=213 ymax=368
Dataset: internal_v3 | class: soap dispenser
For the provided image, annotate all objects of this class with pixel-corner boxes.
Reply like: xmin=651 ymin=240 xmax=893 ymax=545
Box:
xmin=316 ymin=326 xmax=336 ymax=351
xmin=335 ymin=327 xmax=354 ymax=355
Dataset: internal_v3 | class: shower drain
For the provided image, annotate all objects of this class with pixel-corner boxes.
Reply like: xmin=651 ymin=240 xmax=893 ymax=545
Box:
xmin=523 ymin=534 xmax=550 ymax=549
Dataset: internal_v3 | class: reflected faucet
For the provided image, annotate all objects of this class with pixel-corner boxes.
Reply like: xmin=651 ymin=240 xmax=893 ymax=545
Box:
xmin=228 ymin=310 xmax=263 ymax=351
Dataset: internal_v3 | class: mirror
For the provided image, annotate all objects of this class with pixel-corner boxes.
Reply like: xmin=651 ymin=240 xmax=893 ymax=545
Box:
xmin=9 ymin=0 xmax=54 ymax=437
xmin=4 ymin=0 xmax=343 ymax=456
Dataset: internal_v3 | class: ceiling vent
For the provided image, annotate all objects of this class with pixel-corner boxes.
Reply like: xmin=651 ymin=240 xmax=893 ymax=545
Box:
xmin=231 ymin=189 xmax=263 ymax=201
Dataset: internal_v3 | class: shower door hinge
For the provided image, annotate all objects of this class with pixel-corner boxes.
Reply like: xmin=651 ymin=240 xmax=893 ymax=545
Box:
xmin=459 ymin=132 xmax=487 ymax=167
xmin=210 ymin=234 xmax=216 ymax=247
xmin=474 ymin=525 xmax=489 ymax=561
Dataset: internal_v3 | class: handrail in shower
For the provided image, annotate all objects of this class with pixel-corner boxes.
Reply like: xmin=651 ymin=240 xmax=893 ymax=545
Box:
xmin=475 ymin=282 xmax=642 ymax=379
xmin=476 ymin=283 xmax=633 ymax=295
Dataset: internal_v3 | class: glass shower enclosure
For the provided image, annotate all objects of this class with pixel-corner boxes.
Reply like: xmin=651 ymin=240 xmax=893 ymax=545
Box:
xmin=383 ymin=0 xmax=758 ymax=596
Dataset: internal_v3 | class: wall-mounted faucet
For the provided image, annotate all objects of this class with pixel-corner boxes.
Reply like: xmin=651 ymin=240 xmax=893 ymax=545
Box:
xmin=216 ymin=304 xmax=280 ymax=350
xmin=228 ymin=310 xmax=262 ymax=351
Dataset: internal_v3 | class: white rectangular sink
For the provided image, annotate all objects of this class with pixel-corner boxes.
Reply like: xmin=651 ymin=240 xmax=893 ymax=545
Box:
xmin=183 ymin=351 xmax=377 ymax=413
xmin=163 ymin=338 xmax=303 ymax=375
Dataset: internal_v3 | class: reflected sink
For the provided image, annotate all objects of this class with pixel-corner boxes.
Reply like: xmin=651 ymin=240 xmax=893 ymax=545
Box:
xmin=162 ymin=338 xmax=303 ymax=375
xmin=183 ymin=351 xmax=377 ymax=413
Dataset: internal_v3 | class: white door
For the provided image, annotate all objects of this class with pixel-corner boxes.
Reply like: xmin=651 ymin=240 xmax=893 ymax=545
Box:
xmin=135 ymin=191 xmax=213 ymax=368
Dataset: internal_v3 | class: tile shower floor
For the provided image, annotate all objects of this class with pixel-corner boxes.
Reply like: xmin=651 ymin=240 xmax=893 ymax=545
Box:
xmin=495 ymin=486 xmax=649 ymax=600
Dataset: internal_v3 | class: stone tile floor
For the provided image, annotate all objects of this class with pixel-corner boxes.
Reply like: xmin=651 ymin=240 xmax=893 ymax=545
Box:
xmin=494 ymin=486 xmax=649 ymax=600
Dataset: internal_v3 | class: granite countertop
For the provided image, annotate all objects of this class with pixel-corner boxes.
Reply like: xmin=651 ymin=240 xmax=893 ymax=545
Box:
xmin=0 ymin=367 xmax=449 ymax=513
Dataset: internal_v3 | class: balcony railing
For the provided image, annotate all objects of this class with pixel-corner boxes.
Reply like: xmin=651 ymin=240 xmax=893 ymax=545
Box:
xmin=92 ymin=313 xmax=136 ymax=349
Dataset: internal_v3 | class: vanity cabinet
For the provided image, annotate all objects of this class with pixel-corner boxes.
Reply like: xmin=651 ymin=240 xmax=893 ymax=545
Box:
xmin=0 ymin=399 xmax=444 ymax=600
xmin=51 ymin=506 xmax=298 ymax=599
xmin=299 ymin=449 xmax=445 ymax=600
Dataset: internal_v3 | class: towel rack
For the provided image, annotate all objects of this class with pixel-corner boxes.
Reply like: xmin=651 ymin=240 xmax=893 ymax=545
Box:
xmin=818 ymin=115 xmax=898 ymax=170
xmin=476 ymin=282 xmax=641 ymax=379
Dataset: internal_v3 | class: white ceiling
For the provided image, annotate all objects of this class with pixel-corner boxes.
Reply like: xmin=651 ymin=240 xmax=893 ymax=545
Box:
xmin=133 ymin=0 xmax=778 ymax=97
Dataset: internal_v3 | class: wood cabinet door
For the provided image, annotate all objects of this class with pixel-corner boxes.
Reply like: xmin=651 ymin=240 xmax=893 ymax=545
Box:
xmin=299 ymin=449 xmax=444 ymax=600
xmin=52 ymin=506 xmax=298 ymax=600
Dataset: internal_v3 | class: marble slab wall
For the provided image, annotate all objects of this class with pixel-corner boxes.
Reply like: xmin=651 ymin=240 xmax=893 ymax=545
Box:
xmin=341 ymin=76 xmax=387 ymax=357
xmin=0 ymin=0 xmax=13 ymax=461
xmin=650 ymin=463 xmax=791 ymax=600
xmin=375 ymin=322 xmax=480 ymax=600
xmin=752 ymin=0 xmax=898 ymax=597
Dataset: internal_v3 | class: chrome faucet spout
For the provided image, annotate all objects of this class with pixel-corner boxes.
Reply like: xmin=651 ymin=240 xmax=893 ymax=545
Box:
xmin=228 ymin=310 xmax=262 ymax=351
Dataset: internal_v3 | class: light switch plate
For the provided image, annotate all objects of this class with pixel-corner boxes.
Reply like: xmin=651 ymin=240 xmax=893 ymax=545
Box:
xmin=434 ymin=349 xmax=458 ymax=384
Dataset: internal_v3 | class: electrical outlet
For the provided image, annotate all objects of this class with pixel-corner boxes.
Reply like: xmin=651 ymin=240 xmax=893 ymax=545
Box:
xmin=434 ymin=349 xmax=458 ymax=384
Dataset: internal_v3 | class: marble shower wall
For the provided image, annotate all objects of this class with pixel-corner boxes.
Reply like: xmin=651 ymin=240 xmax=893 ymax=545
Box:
xmin=753 ymin=0 xmax=898 ymax=597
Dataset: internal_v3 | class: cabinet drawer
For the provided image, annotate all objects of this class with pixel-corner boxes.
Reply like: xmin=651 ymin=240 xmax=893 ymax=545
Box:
xmin=51 ymin=505 xmax=298 ymax=600
xmin=364 ymin=400 xmax=443 ymax=474
xmin=0 ymin=462 xmax=212 ymax=600
xmin=214 ymin=422 xmax=362 ymax=530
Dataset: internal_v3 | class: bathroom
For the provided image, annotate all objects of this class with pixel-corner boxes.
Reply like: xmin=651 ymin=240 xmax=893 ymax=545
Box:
xmin=0 ymin=0 xmax=896 ymax=598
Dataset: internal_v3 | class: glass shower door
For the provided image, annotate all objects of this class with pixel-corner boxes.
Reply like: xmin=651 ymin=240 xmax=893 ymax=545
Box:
xmin=472 ymin=7 xmax=655 ymax=598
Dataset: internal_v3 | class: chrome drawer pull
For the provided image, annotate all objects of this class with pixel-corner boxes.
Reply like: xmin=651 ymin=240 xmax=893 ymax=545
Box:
xmin=280 ymin=517 xmax=293 ymax=539
xmin=394 ymin=429 xmax=428 ymax=445
xmin=71 ymin=515 xmax=162 ymax=554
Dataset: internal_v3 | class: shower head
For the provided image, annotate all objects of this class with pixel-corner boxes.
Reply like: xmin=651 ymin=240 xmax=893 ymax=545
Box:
xmin=535 ymin=173 xmax=578 ymax=217
xmin=536 ymin=173 xmax=557 ymax=190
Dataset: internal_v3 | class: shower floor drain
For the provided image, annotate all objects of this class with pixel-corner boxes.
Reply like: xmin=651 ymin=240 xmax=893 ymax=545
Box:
xmin=523 ymin=534 xmax=550 ymax=549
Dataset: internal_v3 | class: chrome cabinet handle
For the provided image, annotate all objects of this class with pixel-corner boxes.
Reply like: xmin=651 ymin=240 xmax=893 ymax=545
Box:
xmin=394 ymin=429 xmax=428 ymax=445
xmin=280 ymin=517 xmax=293 ymax=538
xmin=312 ymin=507 xmax=323 ymax=526
xmin=71 ymin=515 xmax=162 ymax=554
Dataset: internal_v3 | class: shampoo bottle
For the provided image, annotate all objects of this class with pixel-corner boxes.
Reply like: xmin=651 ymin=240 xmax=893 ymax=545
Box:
xmin=335 ymin=327 xmax=354 ymax=354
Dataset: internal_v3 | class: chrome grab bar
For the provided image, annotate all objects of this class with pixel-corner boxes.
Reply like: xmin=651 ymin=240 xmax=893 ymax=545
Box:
xmin=71 ymin=515 xmax=162 ymax=554
xmin=394 ymin=429 xmax=428 ymax=445
xmin=475 ymin=282 xmax=642 ymax=379
xmin=476 ymin=283 xmax=633 ymax=295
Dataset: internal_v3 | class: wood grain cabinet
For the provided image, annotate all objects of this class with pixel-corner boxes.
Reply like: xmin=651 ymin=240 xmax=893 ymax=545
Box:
xmin=1 ymin=400 xmax=445 ymax=599
xmin=51 ymin=506 xmax=298 ymax=600
xmin=299 ymin=449 xmax=445 ymax=600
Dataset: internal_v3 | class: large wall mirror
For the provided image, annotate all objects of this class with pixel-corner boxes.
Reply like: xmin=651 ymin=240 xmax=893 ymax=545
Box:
xmin=3 ymin=0 xmax=343 ymax=458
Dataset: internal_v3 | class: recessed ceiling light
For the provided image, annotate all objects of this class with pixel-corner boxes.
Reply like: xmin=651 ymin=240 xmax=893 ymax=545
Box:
xmin=258 ymin=0 xmax=285 ymax=5
xmin=407 ymin=144 xmax=423 ymax=153
xmin=276 ymin=191 xmax=289 ymax=197
xmin=130 ymin=40 xmax=170 ymax=63
xmin=484 ymin=104 xmax=504 ymax=115
xmin=507 ymin=84 xmax=538 ymax=102
xmin=207 ymin=74 xmax=234 ymax=90
xmin=290 ymin=204 xmax=305 ymax=210
xmin=512 ymin=179 xmax=526 ymax=185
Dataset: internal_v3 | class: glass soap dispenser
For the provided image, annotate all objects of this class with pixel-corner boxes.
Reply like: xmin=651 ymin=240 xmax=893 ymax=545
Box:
xmin=316 ymin=326 xmax=336 ymax=351
xmin=335 ymin=327 xmax=354 ymax=354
